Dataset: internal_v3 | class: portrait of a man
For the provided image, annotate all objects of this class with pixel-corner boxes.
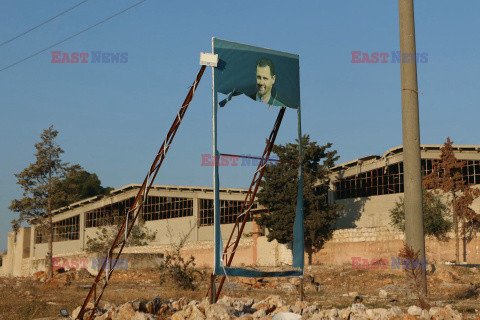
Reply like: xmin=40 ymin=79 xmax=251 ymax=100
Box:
xmin=251 ymin=58 xmax=277 ymax=105
xmin=214 ymin=38 xmax=299 ymax=109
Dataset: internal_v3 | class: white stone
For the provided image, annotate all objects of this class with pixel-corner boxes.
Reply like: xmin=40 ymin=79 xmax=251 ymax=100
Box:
xmin=429 ymin=307 xmax=442 ymax=317
xmin=407 ymin=306 xmax=422 ymax=316
xmin=115 ymin=303 xmax=137 ymax=320
xmin=131 ymin=312 xmax=155 ymax=320
xmin=419 ymin=309 xmax=429 ymax=320
xmin=264 ymin=295 xmax=286 ymax=307
xmin=188 ymin=305 xmax=206 ymax=320
xmin=372 ymin=308 xmax=390 ymax=320
xmin=272 ymin=312 xmax=302 ymax=320
xmin=329 ymin=308 xmax=339 ymax=320
xmin=390 ymin=306 xmax=403 ymax=317
xmin=71 ymin=306 xmax=82 ymax=319
xmin=253 ymin=308 xmax=266 ymax=318
xmin=378 ymin=289 xmax=388 ymax=298
xmin=365 ymin=309 xmax=374 ymax=319
xmin=351 ymin=303 xmax=367 ymax=319
xmin=205 ymin=303 xmax=234 ymax=320
xmin=277 ymin=282 xmax=297 ymax=292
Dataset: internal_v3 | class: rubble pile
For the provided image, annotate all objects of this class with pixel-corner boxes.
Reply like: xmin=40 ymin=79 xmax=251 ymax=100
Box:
xmin=69 ymin=295 xmax=465 ymax=320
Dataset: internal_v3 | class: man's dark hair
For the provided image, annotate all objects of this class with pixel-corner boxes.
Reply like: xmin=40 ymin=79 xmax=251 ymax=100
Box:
xmin=256 ymin=58 xmax=275 ymax=76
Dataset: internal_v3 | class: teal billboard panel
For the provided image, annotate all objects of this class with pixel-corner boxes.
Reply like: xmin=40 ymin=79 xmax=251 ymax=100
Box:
xmin=213 ymin=38 xmax=300 ymax=109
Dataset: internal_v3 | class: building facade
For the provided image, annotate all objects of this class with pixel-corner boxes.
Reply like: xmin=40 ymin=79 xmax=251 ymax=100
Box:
xmin=301 ymin=144 xmax=480 ymax=266
xmin=3 ymin=144 xmax=480 ymax=276
xmin=2 ymin=184 xmax=294 ymax=277
xmin=329 ymin=144 xmax=480 ymax=229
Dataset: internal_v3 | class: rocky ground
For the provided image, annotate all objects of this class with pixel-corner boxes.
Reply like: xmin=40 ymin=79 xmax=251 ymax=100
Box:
xmin=0 ymin=264 xmax=478 ymax=320
xmin=70 ymin=294 xmax=468 ymax=320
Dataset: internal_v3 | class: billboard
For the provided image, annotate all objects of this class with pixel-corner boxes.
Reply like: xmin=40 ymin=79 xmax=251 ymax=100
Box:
xmin=211 ymin=38 xmax=304 ymax=278
xmin=213 ymin=38 xmax=300 ymax=109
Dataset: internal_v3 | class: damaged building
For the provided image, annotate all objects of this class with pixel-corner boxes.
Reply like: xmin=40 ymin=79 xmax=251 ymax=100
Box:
xmin=2 ymin=144 xmax=480 ymax=276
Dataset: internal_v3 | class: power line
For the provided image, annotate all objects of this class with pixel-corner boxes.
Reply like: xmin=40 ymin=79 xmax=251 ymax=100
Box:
xmin=0 ymin=0 xmax=90 ymax=48
xmin=0 ymin=0 xmax=147 ymax=72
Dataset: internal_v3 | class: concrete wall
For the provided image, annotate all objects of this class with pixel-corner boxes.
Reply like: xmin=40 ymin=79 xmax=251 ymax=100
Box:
xmin=0 ymin=254 xmax=6 ymax=276
xmin=335 ymin=193 xmax=404 ymax=229
xmin=8 ymin=225 xmax=480 ymax=277
xmin=256 ymin=237 xmax=293 ymax=266
xmin=310 ymin=226 xmax=480 ymax=266
xmin=34 ymin=240 xmax=83 ymax=259
xmin=145 ymin=217 xmax=197 ymax=245
xmin=1 ymin=228 xmax=31 ymax=277
xmin=31 ymin=252 xmax=165 ymax=275
xmin=334 ymin=190 xmax=480 ymax=230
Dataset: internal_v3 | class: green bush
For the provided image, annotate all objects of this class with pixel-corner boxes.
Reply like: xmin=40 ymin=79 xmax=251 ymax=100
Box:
xmin=390 ymin=189 xmax=452 ymax=240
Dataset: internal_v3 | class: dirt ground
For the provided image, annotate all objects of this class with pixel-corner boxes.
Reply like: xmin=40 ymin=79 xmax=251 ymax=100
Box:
xmin=1 ymin=264 xmax=479 ymax=320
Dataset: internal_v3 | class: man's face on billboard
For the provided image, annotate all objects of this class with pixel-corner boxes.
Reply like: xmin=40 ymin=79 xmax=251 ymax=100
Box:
xmin=256 ymin=65 xmax=276 ymax=100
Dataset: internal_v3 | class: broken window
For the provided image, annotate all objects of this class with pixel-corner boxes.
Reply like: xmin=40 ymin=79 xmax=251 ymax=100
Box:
xmin=334 ymin=162 xmax=405 ymax=199
xmin=463 ymin=160 xmax=480 ymax=185
xmin=142 ymin=196 xmax=193 ymax=221
xmin=334 ymin=158 xmax=480 ymax=200
xmin=85 ymin=198 xmax=134 ymax=228
xmin=199 ymin=199 xmax=257 ymax=226
xmin=35 ymin=215 xmax=80 ymax=243
xmin=35 ymin=225 xmax=48 ymax=244
xmin=421 ymin=159 xmax=433 ymax=177
xmin=53 ymin=215 xmax=80 ymax=242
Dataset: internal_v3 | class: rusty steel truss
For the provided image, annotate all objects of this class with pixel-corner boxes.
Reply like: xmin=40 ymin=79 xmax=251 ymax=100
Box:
xmin=207 ymin=106 xmax=287 ymax=301
xmin=76 ymin=65 xmax=206 ymax=320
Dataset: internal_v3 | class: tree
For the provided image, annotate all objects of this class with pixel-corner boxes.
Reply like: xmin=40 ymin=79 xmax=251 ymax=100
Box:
xmin=423 ymin=137 xmax=480 ymax=263
xmin=390 ymin=189 xmax=452 ymax=240
xmin=9 ymin=126 xmax=111 ymax=278
xmin=53 ymin=167 xmax=112 ymax=210
xmin=10 ymin=126 xmax=69 ymax=279
xmin=255 ymin=135 xmax=342 ymax=264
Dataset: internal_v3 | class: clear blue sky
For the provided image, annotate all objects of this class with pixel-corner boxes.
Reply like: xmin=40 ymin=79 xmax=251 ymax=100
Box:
xmin=1 ymin=0 xmax=479 ymax=252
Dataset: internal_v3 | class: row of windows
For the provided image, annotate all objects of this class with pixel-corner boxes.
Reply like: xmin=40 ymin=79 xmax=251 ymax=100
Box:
xmin=334 ymin=162 xmax=405 ymax=199
xmin=142 ymin=196 xmax=193 ymax=221
xmin=463 ymin=160 xmax=480 ymax=184
xmin=199 ymin=199 xmax=256 ymax=226
xmin=35 ymin=215 xmax=80 ymax=244
xmin=334 ymin=159 xmax=480 ymax=200
xmin=35 ymin=196 xmax=254 ymax=242
xmin=85 ymin=198 xmax=134 ymax=228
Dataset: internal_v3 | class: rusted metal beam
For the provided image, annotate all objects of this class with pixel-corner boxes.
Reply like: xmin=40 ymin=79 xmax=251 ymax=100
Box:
xmin=76 ymin=65 xmax=206 ymax=320
xmin=207 ymin=107 xmax=286 ymax=300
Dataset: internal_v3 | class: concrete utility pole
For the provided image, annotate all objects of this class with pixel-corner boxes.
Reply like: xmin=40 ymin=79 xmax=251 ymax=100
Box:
xmin=398 ymin=0 xmax=427 ymax=294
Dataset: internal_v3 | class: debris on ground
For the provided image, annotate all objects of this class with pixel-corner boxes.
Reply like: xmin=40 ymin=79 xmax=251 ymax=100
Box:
xmin=68 ymin=295 xmax=466 ymax=320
